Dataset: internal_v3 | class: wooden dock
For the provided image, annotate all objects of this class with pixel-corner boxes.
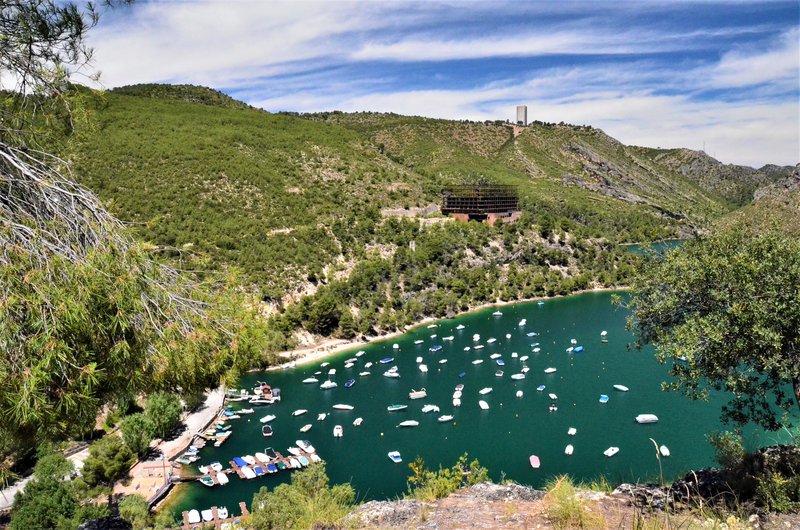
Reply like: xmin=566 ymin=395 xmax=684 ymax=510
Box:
xmin=181 ymin=502 xmax=249 ymax=529
xmin=228 ymin=448 xmax=318 ymax=480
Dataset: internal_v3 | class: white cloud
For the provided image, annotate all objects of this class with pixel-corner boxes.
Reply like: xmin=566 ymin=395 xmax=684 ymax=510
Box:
xmin=707 ymin=27 xmax=799 ymax=88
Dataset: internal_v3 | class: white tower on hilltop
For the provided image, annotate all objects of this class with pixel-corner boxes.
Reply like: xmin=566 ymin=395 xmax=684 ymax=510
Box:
xmin=516 ymin=105 xmax=527 ymax=126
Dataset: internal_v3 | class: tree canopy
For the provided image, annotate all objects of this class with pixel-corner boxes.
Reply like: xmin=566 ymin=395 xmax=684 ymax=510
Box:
xmin=626 ymin=229 xmax=800 ymax=430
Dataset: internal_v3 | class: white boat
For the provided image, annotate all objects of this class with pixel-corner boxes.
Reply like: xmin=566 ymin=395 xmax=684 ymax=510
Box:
xmin=310 ymin=453 xmax=322 ymax=463
xmin=570 ymin=338 xmax=577 ymax=344
xmin=473 ymin=334 xmax=481 ymax=341
xmin=548 ymin=393 xmax=558 ymax=400
xmin=532 ymin=347 xmax=541 ymax=353
xmin=600 ymin=330 xmax=608 ymax=337
xmin=260 ymin=414 xmax=277 ymax=423
xmin=387 ymin=404 xmax=408 ymax=411
xmin=409 ymin=388 xmax=427 ymax=399
xmin=438 ymin=415 xmax=454 ymax=422
xmin=613 ymin=384 xmax=629 ymax=392
xmin=474 ymin=345 xmax=484 ymax=350
xmin=365 ymin=362 xmax=373 ymax=368
xmin=328 ymin=368 xmax=336 ymax=375
xmin=398 ymin=420 xmax=419 ymax=427
xmin=421 ymin=404 xmax=440 ymax=413
xmin=511 ymin=373 xmax=525 ymax=380
xmin=478 ymin=400 xmax=489 ymax=410
xmin=430 ymin=334 xmax=437 ymax=339
xmin=520 ymin=355 xmax=529 ymax=362
xmin=635 ymin=414 xmax=659 ymax=424
xmin=344 ymin=362 xmax=354 ymax=369
xmin=255 ymin=452 xmax=270 ymax=462
xmin=302 ymin=377 xmax=318 ymax=384
xmin=210 ymin=462 xmax=223 ymax=472
xmin=566 ymin=347 xmax=574 ymax=352
xmin=202 ymin=509 xmax=213 ymax=522
xmin=544 ymin=367 xmax=557 ymax=374
xmin=333 ymin=425 xmax=343 ymax=437
xmin=356 ymin=350 xmax=365 ymax=357
xmin=659 ymin=445 xmax=670 ymax=457
xmin=472 ymin=359 xmax=483 ymax=365
xmin=320 ymin=380 xmax=337 ymax=389
xmin=519 ymin=319 xmax=527 ymax=326
xmin=452 ymin=390 xmax=462 ymax=399
xmin=506 ymin=334 xmax=511 ymax=339
xmin=297 ymin=440 xmax=316 ymax=453
xmin=353 ymin=417 xmax=363 ymax=426
xmin=242 ymin=455 xmax=256 ymax=465
xmin=427 ymin=324 xmax=438 ymax=328
xmin=321 ymin=362 xmax=330 ymax=367
xmin=511 ymin=352 xmax=518 ymax=358
xmin=241 ymin=466 xmax=257 ymax=479
xmin=187 ymin=510 xmax=201 ymax=524
xmin=292 ymin=409 xmax=308 ymax=416
xmin=604 ymin=447 xmax=620 ymax=457
xmin=487 ymin=338 xmax=497 ymax=344
xmin=490 ymin=353 xmax=502 ymax=359
xmin=300 ymin=424 xmax=312 ymax=432
xmin=516 ymin=390 xmax=523 ymax=398
xmin=388 ymin=451 xmax=402 ymax=463
xmin=393 ymin=344 xmax=399 ymax=349
xmin=416 ymin=356 xmax=423 ymax=363
xmin=287 ymin=447 xmax=301 ymax=457
xmin=479 ymin=387 xmax=493 ymax=395
xmin=521 ymin=366 xmax=530 ymax=373
xmin=383 ymin=371 xmax=400 ymax=378
xmin=216 ymin=473 xmax=229 ymax=485
xmin=332 ymin=404 xmax=354 ymax=410
xmin=464 ymin=346 xmax=471 ymax=351
xmin=414 ymin=340 xmax=424 ymax=345
xmin=565 ymin=444 xmax=574 ymax=456
xmin=568 ymin=427 xmax=577 ymax=436
xmin=492 ymin=311 xmax=503 ymax=316
xmin=289 ymin=457 xmax=301 ymax=468
xmin=198 ymin=464 xmax=209 ymax=474
xmin=419 ymin=364 xmax=428 ymax=373
xmin=439 ymin=359 xmax=447 ymax=364
xmin=317 ymin=413 xmax=327 ymax=421
xmin=452 ymin=398 xmax=461 ymax=407
xmin=443 ymin=336 xmax=454 ymax=341
xmin=359 ymin=371 xmax=370 ymax=376
xmin=456 ymin=324 xmax=465 ymax=330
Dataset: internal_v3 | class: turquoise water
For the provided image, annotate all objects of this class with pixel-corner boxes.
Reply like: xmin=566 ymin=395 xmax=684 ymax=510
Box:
xmin=166 ymin=291 xmax=786 ymax=519
xmin=621 ymin=239 xmax=684 ymax=255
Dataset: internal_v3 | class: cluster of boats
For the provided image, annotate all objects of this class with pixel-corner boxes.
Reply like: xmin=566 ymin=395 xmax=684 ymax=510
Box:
xmin=185 ymin=507 xmax=234 ymax=526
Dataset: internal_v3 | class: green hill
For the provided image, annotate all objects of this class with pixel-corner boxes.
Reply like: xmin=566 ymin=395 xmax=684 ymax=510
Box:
xmin=65 ymin=85 xmax=796 ymax=341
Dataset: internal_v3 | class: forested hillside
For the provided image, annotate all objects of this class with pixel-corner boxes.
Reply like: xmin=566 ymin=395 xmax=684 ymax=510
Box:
xmin=66 ymin=85 xmax=795 ymax=343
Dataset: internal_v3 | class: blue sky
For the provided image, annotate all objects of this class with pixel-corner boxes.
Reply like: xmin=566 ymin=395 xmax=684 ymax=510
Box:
xmin=90 ymin=1 xmax=799 ymax=167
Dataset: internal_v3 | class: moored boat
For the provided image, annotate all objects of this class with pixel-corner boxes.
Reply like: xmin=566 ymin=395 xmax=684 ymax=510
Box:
xmin=604 ymin=447 xmax=620 ymax=457
xmin=353 ymin=417 xmax=363 ymax=426
xmin=544 ymin=367 xmax=557 ymax=374
xmin=613 ymin=384 xmax=629 ymax=392
xmin=300 ymin=424 xmax=312 ymax=432
xmin=302 ymin=377 xmax=318 ymax=384
xmin=332 ymin=404 xmax=354 ymax=410
xmin=635 ymin=414 xmax=659 ymax=424
xmin=479 ymin=387 xmax=493 ymax=395
xmin=529 ymin=455 xmax=540 ymax=468
xmin=292 ymin=409 xmax=308 ymax=416
xmin=398 ymin=420 xmax=419 ymax=427
xmin=344 ymin=379 xmax=355 ymax=388
xmin=409 ymin=388 xmax=427 ymax=399
xmin=421 ymin=404 xmax=440 ymax=413
xmin=659 ymin=445 xmax=670 ymax=457
xmin=599 ymin=394 xmax=609 ymax=403
xmin=478 ymin=400 xmax=489 ymax=410
xmin=297 ymin=439 xmax=316 ymax=453
xmin=568 ymin=427 xmax=577 ymax=435
xmin=516 ymin=390 xmax=523 ymax=398
xmin=565 ymin=444 xmax=574 ymax=456
xmin=387 ymin=404 xmax=408 ymax=411
xmin=260 ymin=414 xmax=276 ymax=423
xmin=320 ymin=380 xmax=337 ymax=389
xmin=379 ymin=357 xmax=394 ymax=364
xmin=438 ymin=415 xmax=454 ymax=422
xmin=261 ymin=425 xmax=273 ymax=437
xmin=511 ymin=373 xmax=525 ymax=380
xmin=388 ymin=451 xmax=402 ymax=463
xmin=333 ymin=425 xmax=343 ymax=437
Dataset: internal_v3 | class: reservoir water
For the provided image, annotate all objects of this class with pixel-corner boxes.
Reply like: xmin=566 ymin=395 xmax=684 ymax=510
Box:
xmin=165 ymin=290 xmax=787 ymax=519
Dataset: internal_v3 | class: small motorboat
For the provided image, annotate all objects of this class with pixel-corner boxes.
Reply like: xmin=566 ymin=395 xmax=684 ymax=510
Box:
xmin=438 ymin=415 xmax=454 ymax=422
xmin=387 ymin=404 xmax=408 ymax=411
xmin=365 ymin=362 xmax=373 ymax=368
xmin=409 ymin=388 xmax=427 ymax=400
xmin=456 ymin=324 xmax=465 ymax=330
xmin=452 ymin=398 xmax=461 ymax=407
xmin=490 ymin=353 xmax=502 ymax=359
xmin=379 ymin=357 xmax=394 ymax=364
xmin=512 ymin=352 xmax=518 ymax=358
xmin=201 ymin=509 xmax=214 ymax=522
xmin=356 ymin=350 xmax=365 ymax=356
xmin=328 ymin=368 xmax=336 ymax=375
xmin=529 ymin=455 xmax=540 ymax=468
xmin=302 ymin=377 xmax=318 ymax=384
xmin=242 ymin=455 xmax=256 ymax=465
xmin=492 ymin=310 xmax=503 ymax=316
xmin=474 ymin=345 xmax=484 ymax=350
xmin=383 ymin=370 xmax=400 ymax=378
xmin=332 ymin=404 xmax=354 ymax=410
xmin=532 ymin=347 xmax=541 ymax=353
xmin=495 ymin=370 xmax=504 ymax=377
xmin=549 ymin=403 xmax=558 ymax=412
xmin=486 ymin=338 xmax=497 ymax=344
xmin=261 ymin=425 xmax=273 ymax=437
xmin=317 ymin=413 xmax=327 ymax=421
xmin=353 ymin=417 xmax=363 ymax=426
xmin=479 ymin=400 xmax=489 ymax=410
xmin=198 ymin=476 xmax=214 ymax=487
xmin=521 ymin=355 xmax=530 ymax=362
xmin=506 ymin=334 xmax=511 ymax=339
xmin=604 ymin=447 xmax=620 ymax=457
xmin=464 ymin=346 xmax=471 ymax=351
xmin=344 ymin=362 xmax=354 ymax=369
xmin=255 ymin=451 xmax=270 ymax=462
xmin=599 ymin=395 xmax=609 ymax=404
xmin=455 ymin=383 xmax=464 ymax=391
xmin=187 ymin=510 xmax=201 ymax=524
xmin=473 ymin=334 xmax=481 ymax=341
xmin=419 ymin=364 xmax=428 ymax=373
xmin=496 ymin=359 xmax=505 ymax=366
xmin=472 ymin=359 xmax=483 ymax=365
xmin=549 ymin=393 xmax=558 ymax=400
xmin=359 ymin=371 xmax=370 ymax=376
xmin=289 ymin=457 xmax=301 ymax=468
xmin=241 ymin=466 xmax=257 ymax=479
xmin=511 ymin=373 xmax=525 ymax=380
xmin=601 ymin=330 xmax=608 ymax=336
xmin=300 ymin=424 xmax=312 ymax=432
xmin=210 ymin=462 xmax=223 ymax=472
xmin=333 ymin=425 xmax=343 ymax=437
xmin=516 ymin=390 xmax=523 ymax=398
xmin=635 ymin=414 xmax=659 ymax=424
xmin=321 ymin=362 xmax=329 ymax=367
xmin=344 ymin=379 xmax=355 ymax=388
xmin=453 ymin=390 xmax=462 ymax=399
xmin=439 ymin=359 xmax=447 ymax=364
xmin=421 ymin=404 xmax=440 ymax=413
xmin=659 ymin=445 xmax=671 ymax=457
xmin=292 ymin=409 xmax=308 ymax=416
xmin=398 ymin=420 xmax=419 ymax=427
xmin=536 ymin=385 xmax=546 ymax=391
xmin=429 ymin=345 xmax=443 ymax=352
xmin=443 ymin=336 xmax=454 ymax=341
xmin=519 ymin=319 xmax=527 ymax=326
xmin=526 ymin=331 xmax=536 ymax=336
xmin=320 ymin=380 xmax=337 ymax=389
xmin=388 ymin=451 xmax=402 ymax=463
xmin=574 ymin=346 xmax=584 ymax=353
xmin=427 ymin=324 xmax=438 ymax=328
xmin=565 ymin=444 xmax=574 ymax=456
xmin=570 ymin=339 xmax=577 ymax=344
xmin=393 ymin=344 xmax=399 ymax=350
xmin=458 ymin=372 xmax=466 ymax=377
xmin=260 ymin=414 xmax=277 ymax=423
xmin=297 ymin=440 xmax=316 ymax=453
xmin=479 ymin=387 xmax=493 ymax=395
xmin=416 ymin=356 xmax=423 ymax=363
xmin=613 ymin=384 xmax=629 ymax=392
xmin=414 ymin=339 xmax=424 ymax=344
xmin=544 ymin=367 xmax=557 ymax=374
xmin=568 ymin=427 xmax=577 ymax=436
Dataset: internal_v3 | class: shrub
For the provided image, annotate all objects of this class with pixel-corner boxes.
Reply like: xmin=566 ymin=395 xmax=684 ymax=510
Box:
xmin=544 ymin=475 xmax=605 ymax=529
xmin=406 ymin=453 xmax=489 ymax=501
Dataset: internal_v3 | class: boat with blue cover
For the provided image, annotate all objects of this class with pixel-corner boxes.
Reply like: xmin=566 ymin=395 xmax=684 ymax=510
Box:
xmin=574 ymin=346 xmax=584 ymax=352
xmin=344 ymin=379 xmax=355 ymax=388
xmin=254 ymin=466 xmax=266 ymax=476
xmin=233 ymin=456 xmax=247 ymax=467
xmin=429 ymin=345 xmax=443 ymax=352
xmin=599 ymin=394 xmax=609 ymax=403
xmin=267 ymin=463 xmax=279 ymax=472
xmin=379 ymin=357 xmax=394 ymax=364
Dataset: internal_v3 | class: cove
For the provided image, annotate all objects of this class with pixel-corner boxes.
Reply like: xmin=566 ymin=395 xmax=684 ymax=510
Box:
xmin=165 ymin=290 xmax=787 ymax=519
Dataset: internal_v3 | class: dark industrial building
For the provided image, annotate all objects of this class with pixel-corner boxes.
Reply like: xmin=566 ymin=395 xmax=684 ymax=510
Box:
xmin=441 ymin=184 xmax=521 ymax=226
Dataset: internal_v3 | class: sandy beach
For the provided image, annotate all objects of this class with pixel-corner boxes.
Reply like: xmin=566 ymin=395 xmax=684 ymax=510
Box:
xmin=269 ymin=285 xmax=627 ymax=371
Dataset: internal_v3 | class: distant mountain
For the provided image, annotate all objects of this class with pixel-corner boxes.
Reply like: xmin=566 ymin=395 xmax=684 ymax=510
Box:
xmin=717 ymin=165 xmax=800 ymax=236
xmin=67 ymin=85 xmax=796 ymax=310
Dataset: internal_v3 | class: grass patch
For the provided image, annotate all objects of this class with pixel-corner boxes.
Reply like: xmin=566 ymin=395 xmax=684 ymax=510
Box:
xmin=544 ymin=474 xmax=606 ymax=529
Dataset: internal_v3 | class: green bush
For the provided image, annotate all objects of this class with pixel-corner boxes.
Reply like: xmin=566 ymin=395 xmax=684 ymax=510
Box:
xmin=121 ymin=413 xmax=154 ymax=457
xmin=145 ymin=392 xmax=182 ymax=440
xmin=406 ymin=453 xmax=489 ymax=501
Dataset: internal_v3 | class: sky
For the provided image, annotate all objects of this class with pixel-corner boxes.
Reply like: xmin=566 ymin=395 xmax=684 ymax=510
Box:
xmin=88 ymin=1 xmax=799 ymax=167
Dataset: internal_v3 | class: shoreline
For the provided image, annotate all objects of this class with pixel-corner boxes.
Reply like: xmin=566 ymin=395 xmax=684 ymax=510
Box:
xmin=269 ymin=285 xmax=628 ymax=371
